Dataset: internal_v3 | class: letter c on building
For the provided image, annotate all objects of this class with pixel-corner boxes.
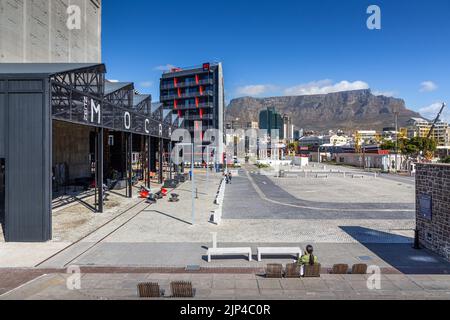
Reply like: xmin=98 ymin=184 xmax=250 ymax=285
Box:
xmin=145 ymin=119 xmax=150 ymax=134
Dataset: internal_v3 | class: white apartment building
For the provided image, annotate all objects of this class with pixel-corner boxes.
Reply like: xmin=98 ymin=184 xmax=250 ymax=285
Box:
xmin=299 ymin=135 xmax=348 ymax=147
xmin=355 ymin=130 xmax=378 ymax=145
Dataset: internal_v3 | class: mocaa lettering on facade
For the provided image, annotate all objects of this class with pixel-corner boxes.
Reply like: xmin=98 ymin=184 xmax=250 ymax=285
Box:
xmin=74 ymin=97 xmax=160 ymax=136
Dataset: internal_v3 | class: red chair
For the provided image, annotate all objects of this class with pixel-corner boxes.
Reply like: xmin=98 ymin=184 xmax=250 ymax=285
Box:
xmin=140 ymin=190 xmax=149 ymax=199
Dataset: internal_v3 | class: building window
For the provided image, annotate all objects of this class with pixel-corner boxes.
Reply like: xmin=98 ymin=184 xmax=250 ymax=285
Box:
xmin=108 ymin=135 xmax=114 ymax=146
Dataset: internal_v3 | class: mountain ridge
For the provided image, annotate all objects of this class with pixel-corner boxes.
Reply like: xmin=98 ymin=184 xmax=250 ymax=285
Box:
xmin=226 ymin=89 xmax=423 ymax=132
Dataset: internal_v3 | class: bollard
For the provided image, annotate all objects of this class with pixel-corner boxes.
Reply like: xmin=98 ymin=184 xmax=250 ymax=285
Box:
xmin=413 ymin=229 xmax=421 ymax=250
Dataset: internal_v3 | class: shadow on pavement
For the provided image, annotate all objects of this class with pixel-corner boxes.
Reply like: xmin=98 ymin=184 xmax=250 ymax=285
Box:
xmin=341 ymin=226 xmax=450 ymax=275
xmin=148 ymin=210 xmax=192 ymax=226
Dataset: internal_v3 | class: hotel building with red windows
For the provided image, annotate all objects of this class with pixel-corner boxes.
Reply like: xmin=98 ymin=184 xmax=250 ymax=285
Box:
xmin=160 ymin=63 xmax=225 ymax=161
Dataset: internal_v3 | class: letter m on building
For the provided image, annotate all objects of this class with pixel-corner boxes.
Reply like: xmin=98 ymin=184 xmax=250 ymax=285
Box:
xmin=90 ymin=99 xmax=101 ymax=124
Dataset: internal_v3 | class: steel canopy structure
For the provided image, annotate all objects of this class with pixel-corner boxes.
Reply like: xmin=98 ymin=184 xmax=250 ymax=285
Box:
xmin=0 ymin=63 xmax=181 ymax=242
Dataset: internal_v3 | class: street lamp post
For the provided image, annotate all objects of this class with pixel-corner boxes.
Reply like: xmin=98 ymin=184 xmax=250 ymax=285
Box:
xmin=176 ymin=142 xmax=195 ymax=225
xmin=206 ymin=146 xmax=217 ymax=183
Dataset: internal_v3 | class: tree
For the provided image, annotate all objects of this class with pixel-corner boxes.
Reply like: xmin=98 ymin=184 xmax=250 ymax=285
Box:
xmin=380 ymin=140 xmax=396 ymax=151
xmin=400 ymin=137 xmax=437 ymax=158
xmin=288 ymin=142 xmax=299 ymax=155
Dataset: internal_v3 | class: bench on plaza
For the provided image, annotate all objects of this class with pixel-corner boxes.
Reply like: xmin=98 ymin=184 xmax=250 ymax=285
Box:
xmin=285 ymin=263 xmax=301 ymax=278
xmin=315 ymin=174 xmax=328 ymax=179
xmin=265 ymin=264 xmax=284 ymax=278
xmin=171 ymin=281 xmax=195 ymax=298
xmin=137 ymin=282 xmax=163 ymax=298
xmin=351 ymin=264 xmax=368 ymax=274
xmin=303 ymin=264 xmax=321 ymax=278
xmin=207 ymin=247 xmax=252 ymax=262
xmin=332 ymin=264 xmax=349 ymax=274
xmin=351 ymin=174 xmax=365 ymax=179
xmin=257 ymin=247 xmax=302 ymax=262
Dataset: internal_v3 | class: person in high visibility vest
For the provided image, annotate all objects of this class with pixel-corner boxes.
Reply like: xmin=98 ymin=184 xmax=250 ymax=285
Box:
xmin=298 ymin=245 xmax=319 ymax=275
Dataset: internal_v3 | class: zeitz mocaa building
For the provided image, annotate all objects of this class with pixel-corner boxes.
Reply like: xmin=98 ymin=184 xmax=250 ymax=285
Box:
xmin=0 ymin=0 xmax=102 ymax=63
xmin=0 ymin=63 xmax=182 ymax=242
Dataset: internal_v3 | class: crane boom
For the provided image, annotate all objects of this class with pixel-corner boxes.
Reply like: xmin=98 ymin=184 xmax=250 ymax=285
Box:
xmin=427 ymin=103 xmax=447 ymax=139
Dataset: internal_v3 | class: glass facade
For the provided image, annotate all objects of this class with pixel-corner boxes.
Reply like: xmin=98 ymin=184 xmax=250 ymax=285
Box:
xmin=259 ymin=107 xmax=284 ymax=139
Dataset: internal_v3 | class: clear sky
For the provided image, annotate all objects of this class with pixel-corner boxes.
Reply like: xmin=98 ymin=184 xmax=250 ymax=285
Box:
xmin=102 ymin=0 xmax=450 ymax=121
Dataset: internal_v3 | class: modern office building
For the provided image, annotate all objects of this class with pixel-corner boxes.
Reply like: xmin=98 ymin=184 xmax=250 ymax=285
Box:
xmin=259 ymin=107 xmax=284 ymax=139
xmin=0 ymin=0 xmax=102 ymax=63
xmin=160 ymin=62 xmax=225 ymax=161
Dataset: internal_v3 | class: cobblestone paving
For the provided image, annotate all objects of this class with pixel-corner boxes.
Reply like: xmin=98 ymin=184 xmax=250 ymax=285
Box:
xmin=2 ymin=272 xmax=450 ymax=300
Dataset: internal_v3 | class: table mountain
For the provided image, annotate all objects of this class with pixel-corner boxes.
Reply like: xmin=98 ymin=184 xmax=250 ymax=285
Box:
xmin=226 ymin=89 xmax=422 ymax=132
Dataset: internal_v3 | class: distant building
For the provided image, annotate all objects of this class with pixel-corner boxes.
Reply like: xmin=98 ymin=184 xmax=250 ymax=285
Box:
xmin=299 ymin=135 xmax=347 ymax=148
xmin=299 ymin=135 xmax=328 ymax=147
xmin=225 ymin=121 xmax=258 ymax=130
xmin=282 ymin=115 xmax=294 ymax=142
xmin=248 ymin=121 xmax=259 ymax=129
xmin=355 ymin=130 xmax=378 ymax=145
xmin=259 ymin=107 xmax=284 ymax=139
xmin=335 ymin=152 xmax=401 ymax=172
xmin=293 ymin=130 xmax=302 ymax=141
xmin=0 ymin=0 xmax=102 ymax=63
xmin=407 ymin=118 xmax=449 ymax=147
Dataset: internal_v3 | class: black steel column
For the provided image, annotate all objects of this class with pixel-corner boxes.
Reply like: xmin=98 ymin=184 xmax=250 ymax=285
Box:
xmin=169 ymin=141 xmax=173 ymax=180
xmin=146 ymin=136 xmax=151 ymax=189
xmin=159 ymin=138 xmax=164 ymax=184
xmin=150 ymin=137 xmax=157 ymax=172
xmin=97 ymin=128 xmax=104 ymax=213
xmin=127 ymin=133 xmax=133 ymax=198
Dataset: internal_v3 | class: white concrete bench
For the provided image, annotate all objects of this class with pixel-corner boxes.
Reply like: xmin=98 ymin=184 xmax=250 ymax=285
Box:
xmin=207 ymin=247 xmax=252 ymax=262
xmin=257 ymin=247 xmax=302 ymax=262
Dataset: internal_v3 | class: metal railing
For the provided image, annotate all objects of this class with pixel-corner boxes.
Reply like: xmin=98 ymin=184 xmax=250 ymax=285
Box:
xmin=160 ymin=91 xmax=214 ymax=101
xmin=162 ymin=62 xmax=220 ymax=74
xmin=161 ymin=79 xmax=213 ymax=90
xmin=183 ymin=114 xmax=214 ymax=120
xmin=175 ymin=102 xmax=214 ymax=110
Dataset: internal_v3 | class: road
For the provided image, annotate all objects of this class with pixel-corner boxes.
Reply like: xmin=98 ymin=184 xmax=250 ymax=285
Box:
xmin=223 ymin=166 xmax=415 ymax=220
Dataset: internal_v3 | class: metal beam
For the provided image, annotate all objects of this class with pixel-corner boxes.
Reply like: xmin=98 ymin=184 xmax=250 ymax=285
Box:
xmin=147 ymin=136 xmax=151 ymax=189
xmin=127 ymin=133 xmax=133 ymax=198
xmin=97 ymin=127 xmax=104 ymax=213
xmin=159 ymin=137 xmax=164 ymax=184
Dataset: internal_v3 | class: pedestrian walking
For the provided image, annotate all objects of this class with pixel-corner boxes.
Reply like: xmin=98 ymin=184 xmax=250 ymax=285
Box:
xmin=228 ymin=171 xmax=232 ymax=184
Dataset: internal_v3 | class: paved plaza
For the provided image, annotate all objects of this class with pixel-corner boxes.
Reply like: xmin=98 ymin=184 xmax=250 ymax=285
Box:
xmin=2 ymin=272 xmax=450 ymax=300
xmin=1 ymin=164 xmax=450 ymax=299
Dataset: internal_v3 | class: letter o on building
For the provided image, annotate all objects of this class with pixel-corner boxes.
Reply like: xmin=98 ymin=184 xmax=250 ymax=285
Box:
xmin=124 ymin=112 xmax=131 ymax=129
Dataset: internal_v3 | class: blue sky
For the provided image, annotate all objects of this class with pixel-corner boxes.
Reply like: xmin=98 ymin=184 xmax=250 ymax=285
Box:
xmin=102 ymin=0 xmax=450 ymax=120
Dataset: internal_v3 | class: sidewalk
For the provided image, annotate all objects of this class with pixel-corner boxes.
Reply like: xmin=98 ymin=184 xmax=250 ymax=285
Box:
xmin=1 ymin=271 xmax=450 ymax=300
